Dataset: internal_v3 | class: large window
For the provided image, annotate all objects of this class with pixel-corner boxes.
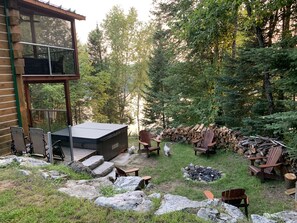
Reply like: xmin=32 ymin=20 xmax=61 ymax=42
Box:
xmin=20 ymin=12 xmax=76 ymax=75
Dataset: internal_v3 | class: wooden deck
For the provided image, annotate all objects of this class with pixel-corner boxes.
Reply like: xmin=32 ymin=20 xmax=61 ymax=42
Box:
xmin=61 ymin=147 xmax=96 ymax=162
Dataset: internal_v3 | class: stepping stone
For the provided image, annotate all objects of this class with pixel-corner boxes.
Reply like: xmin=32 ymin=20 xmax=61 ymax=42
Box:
xmin=82 ymin=155 xmax=104 ymax=170
xmin=92 ymin=161 xmax=114 ymax=177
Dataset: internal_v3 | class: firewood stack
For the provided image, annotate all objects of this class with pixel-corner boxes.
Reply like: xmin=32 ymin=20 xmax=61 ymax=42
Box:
xmin=235 ymin=136 xmax=286 ymax=157
xmin=162 ymin=124 xmax=285 ymax=157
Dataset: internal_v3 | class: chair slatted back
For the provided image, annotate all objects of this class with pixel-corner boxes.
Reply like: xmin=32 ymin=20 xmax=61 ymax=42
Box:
xmin=201 ymin=129 xmax=214 ymax=148
xmin=10 ymin=126 xmax=27 ymax=153
xmin=222 ymin=188 xmax=247 ymax=205
xmin=29 ymin=128 xmax=47 ymax=156
xmin=265 ymin=147 xmax=283 ymax=173
xmin=139 ymin=130 xmax=152 ymax=147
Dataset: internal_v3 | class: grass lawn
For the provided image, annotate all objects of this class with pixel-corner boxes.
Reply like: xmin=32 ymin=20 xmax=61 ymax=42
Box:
xmin=0 ymin=138 xmax=294 ymax=223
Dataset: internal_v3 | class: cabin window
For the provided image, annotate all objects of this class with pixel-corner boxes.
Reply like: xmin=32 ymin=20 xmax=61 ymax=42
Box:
xmin=20 ymin=12 xmax=76 ymax=75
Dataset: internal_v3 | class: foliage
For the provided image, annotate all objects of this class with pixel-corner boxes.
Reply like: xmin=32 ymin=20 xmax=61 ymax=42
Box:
xmin=149 ymin=0 xmax=297 ymax=141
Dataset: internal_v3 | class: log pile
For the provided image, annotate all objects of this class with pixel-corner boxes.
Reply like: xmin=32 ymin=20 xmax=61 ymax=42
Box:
xmin=162 ymin=124 xmax=242 ymax=151
xmin=161 ymin=124 xmax=286 ymax=158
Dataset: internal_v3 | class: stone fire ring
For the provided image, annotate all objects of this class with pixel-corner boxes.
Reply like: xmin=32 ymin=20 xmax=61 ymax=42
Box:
xmin=182 ymin=163 xmax=224 ymax=183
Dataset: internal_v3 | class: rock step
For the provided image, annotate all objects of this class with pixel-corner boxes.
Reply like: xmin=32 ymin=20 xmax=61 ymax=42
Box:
xmin=82 ymin=155 xmax=104 ymax=170
xmin=92 ymin=161 xmax=114 ymax=177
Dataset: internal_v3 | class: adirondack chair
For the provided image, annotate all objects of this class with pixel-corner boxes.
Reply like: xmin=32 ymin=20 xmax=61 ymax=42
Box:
xmin=204 ymin=188 xmax=249 ymax=218
xmin=10 ymin=126 xmax=31 ymax=155
xmin=248 ymin=146 xmax=283 ymax=183
xmin=193 ymin=129 xmax=216 ymax=156
xmin=115 ymin=166 xmax=151 ymax=185
xmin=139 ymin=130 xmax=161 ymax=157
xmin=29 ymin=128 xmax=65 ymax=161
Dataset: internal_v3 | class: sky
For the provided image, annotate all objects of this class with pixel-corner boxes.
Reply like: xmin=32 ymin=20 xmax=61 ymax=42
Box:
xmin=50 ymin=0 xmax=154 ymax=43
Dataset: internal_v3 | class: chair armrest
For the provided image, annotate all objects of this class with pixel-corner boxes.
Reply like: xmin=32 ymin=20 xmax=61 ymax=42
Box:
xmin=203 ymin=190 xmax=214 ymax=200
xmin=208 ymin=142 xmax=216 ymax=147
xmin=125 ymin=168 xmax=139 ymax=176
xmin=152 ymin=138 xmax=161 ymax=143
xmin=52 ymin=140 xmax=62 ymax=147
xmin=248 ymin=156 xmax=266 ymax=161
xmin=259 ymin=163 xmax=282 ymax=169
xmin=139 ymin=141 xmax=148 ymax=146
xmin=192 ymin=139 xmax=199 ymax=144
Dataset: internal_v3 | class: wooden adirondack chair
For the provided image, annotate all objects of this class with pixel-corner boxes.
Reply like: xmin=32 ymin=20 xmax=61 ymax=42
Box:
xmin=139 ymin=130 xmax=161 ymax=157
xmin=10 ymin=126 xmax=31 ymax=155
xmin=193 ymin=129 xmax=216 ymax=156
xmin=204 ymin=188 xmax=249 ymax=218
xmin=29 ymin=128 xmax=65 ymax=161
xmin=115 ymin=166 xmax=152 ymax=185
xmin=248 ymin=146 xmax=283 ymax=183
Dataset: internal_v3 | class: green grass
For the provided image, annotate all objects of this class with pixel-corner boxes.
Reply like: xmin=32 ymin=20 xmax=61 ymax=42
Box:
xmin=0 ymin=139 xmax=294 ymax=222
xmin=139 ymin=142 xmax=294 ymax=215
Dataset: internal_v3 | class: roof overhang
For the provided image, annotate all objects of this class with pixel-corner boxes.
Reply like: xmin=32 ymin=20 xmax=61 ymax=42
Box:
xmin=18 ymin=0 xmax=86 ymax=21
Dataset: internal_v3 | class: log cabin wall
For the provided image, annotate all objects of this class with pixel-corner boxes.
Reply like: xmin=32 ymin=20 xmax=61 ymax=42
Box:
xmin=0 ymin=0 xmax=18 ymax=155
xmin=0 ymin=0 xmax=28 ymax=155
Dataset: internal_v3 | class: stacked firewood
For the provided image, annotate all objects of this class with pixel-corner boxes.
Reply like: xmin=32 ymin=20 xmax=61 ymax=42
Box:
xmin=235 ymin=136 xmax=286 ymax=156
xmin=162 ymin=124 xmax=286 ymax=157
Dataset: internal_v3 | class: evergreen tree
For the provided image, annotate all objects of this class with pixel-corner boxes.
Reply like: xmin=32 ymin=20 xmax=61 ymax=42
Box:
xmin=143 ymin=26 xmax=170 ymax=129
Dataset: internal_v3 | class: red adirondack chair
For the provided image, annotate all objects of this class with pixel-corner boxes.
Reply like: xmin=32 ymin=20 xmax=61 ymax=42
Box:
xmin=193 ymin=129 xmax=216 ymax=156
xmin=204 ymin=188 xmax=249 ymax=218
xmin=248 ymin=146 xmax=284 ymax=183
xmin=139 ymin=130 xmax=161 ymax=157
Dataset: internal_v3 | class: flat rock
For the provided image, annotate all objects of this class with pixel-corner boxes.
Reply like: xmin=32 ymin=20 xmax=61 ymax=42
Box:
xmin=0 ymin=156 xmax=17 ymax=167
xmin=82 ymin=155 xmax=104 ymax=170
xmin=251 ymin=214 xmax=277 ymax=223
xmin=58 ymin=177 xmax=113 ymax=200
xmin=265 ymin=211 xmax=297 ymax=223
xmin=19 ymin=169 xmax=32 ymax=176
xmin=92 ymin=161 xmax=114 ymax=177
xmin=155 ymin=194 xmax=203 ymax=215
xmin=40 ymin=170 xmax=68 ymax=180
xmin=114 ymin=176 xmax=144 ymax=191
xmin=17 ymin=157 xmax=50 ymax=167
xmin=94 ymin=190 xmax=152 ymax=212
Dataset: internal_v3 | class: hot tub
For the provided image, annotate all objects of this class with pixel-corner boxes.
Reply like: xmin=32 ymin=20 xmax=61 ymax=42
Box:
xmin=52 ymin=123 xmax=128 ymax=161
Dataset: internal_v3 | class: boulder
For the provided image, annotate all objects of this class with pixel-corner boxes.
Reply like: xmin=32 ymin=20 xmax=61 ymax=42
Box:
xmin=68 ymin=161 xmax=92 ymax=175
xmin=114 ymin=176 xmax=144 ymax=191
xmin=155 ymin=194 xmax=203 ymax=215
xmin=251 ymin=214 xmax=277 ymax=223
xmin=94 ymin=190 xmax=152 ymax=212
xmin=58 ymin=177 xmax=113 ymax=200
xmin=17 ymin=157 xmax=50 ymax=167
xmin=0 ymin=156 xmax=17 ymax=168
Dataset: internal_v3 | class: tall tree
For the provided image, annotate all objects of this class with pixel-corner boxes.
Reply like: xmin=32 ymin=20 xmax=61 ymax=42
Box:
xmin=143 ymin=25 xmax=170 ymax=129
xmin=102 ymin=6 xmax=139 ymax=124
xmin=87 ymin=25 xmax=107 ymax=74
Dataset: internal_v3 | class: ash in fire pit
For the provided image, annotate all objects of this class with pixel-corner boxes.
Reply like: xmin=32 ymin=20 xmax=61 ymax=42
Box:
xmin=182 ymin=163 xmax=222 ymax=182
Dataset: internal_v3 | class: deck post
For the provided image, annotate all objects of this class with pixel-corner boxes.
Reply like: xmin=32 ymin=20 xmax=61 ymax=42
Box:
xmin=47 ymin=132 xmax=53 ymax=163
xmin=69 ymin=125 xmax=74 ymax=161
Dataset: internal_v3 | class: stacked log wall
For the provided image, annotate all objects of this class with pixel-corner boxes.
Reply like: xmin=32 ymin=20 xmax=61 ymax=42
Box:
xmin=0 ymin=1 xmax=18 ymax=155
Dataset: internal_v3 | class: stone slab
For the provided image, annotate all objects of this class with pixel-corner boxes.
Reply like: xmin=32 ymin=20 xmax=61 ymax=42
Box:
xmin=82 ymin=155 xmax=104 ymax=170
xmin=92 ymin=161 xmax=114 ymax=177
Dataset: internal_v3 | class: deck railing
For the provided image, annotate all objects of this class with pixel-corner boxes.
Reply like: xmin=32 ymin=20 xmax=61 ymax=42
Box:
xmin=21 ymin=42 xmax=75 ymax=75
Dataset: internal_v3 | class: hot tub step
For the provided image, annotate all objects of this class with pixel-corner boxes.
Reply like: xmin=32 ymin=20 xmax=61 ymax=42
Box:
xmin=82 ymin=155 xmax=104 ymax=170
xmin=92 ymin=161 xmax=114 ymax=177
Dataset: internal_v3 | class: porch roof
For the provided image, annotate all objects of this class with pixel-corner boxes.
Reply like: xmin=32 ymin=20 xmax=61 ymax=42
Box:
xmin=19 ymin=0 xmax=86 ymax=20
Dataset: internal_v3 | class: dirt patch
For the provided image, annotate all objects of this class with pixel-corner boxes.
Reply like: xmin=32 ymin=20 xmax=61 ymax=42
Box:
xmin=124 ymin=153 xmax=158 ymax=169
xmin=0 ymin=180 xmax=15 ymax=192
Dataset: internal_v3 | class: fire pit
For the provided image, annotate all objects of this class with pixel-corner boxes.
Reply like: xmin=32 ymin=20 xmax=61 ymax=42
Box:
xmin=182 ymin=163 xmax=222 ymax=182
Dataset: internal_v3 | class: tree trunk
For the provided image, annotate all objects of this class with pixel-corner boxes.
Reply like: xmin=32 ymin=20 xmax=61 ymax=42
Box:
xmin=263 ymin=72 xmax=275 ymax=114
